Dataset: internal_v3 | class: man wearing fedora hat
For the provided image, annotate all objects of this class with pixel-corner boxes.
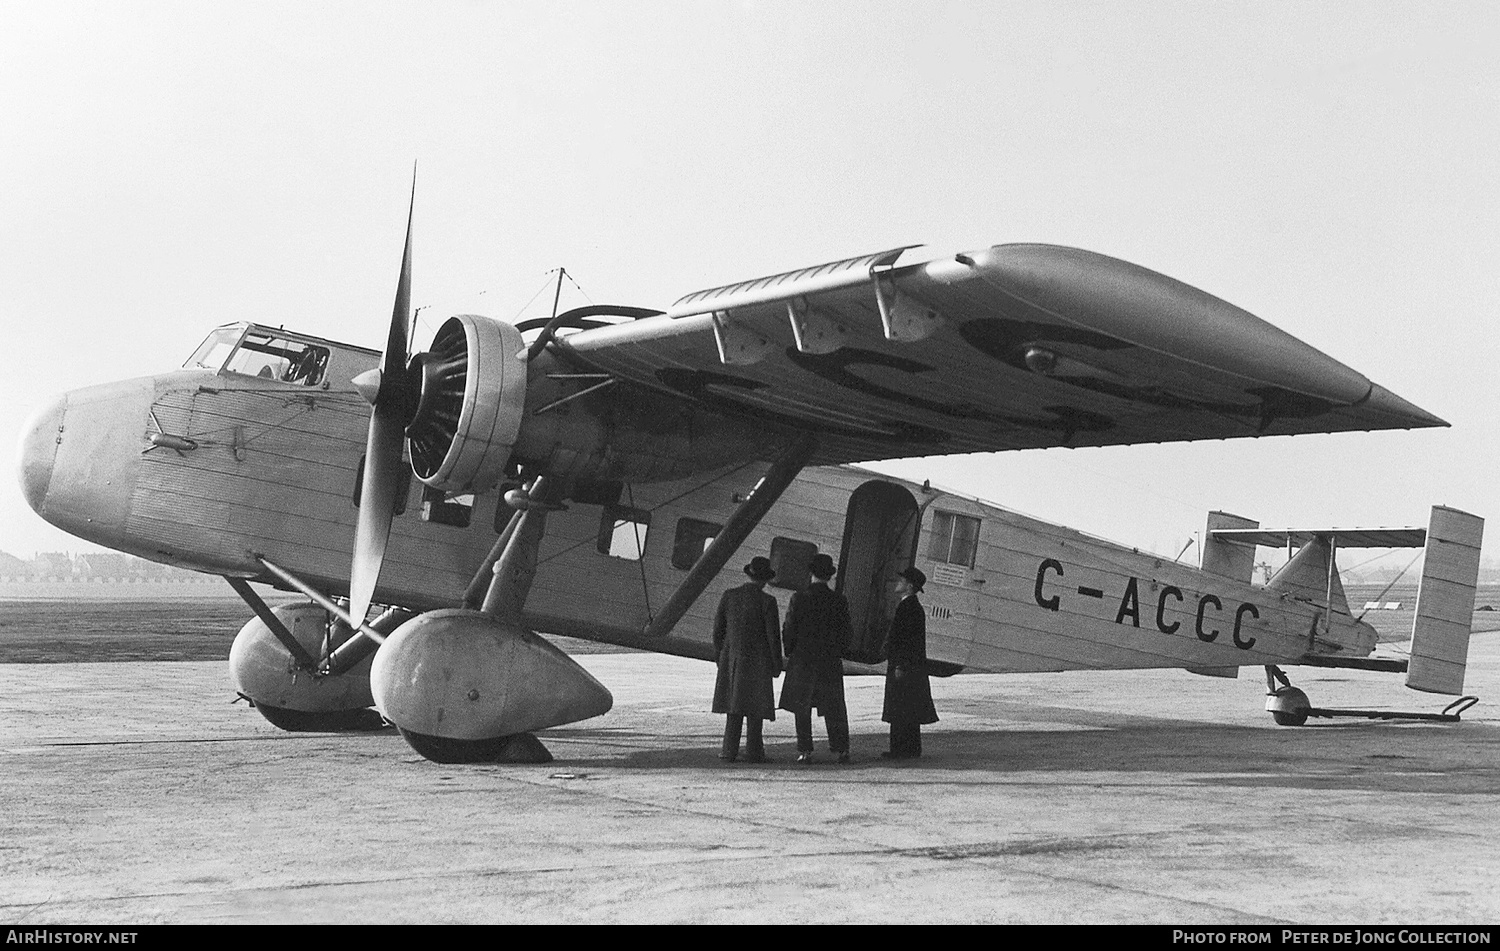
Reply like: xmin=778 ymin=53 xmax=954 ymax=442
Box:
xmin=711 ymin=556 xmax=784 ymax=763
xmin=882 ymin=566 xmax=938 ymax=760
xmin=777 ymin=553 xmax=852 ymax=764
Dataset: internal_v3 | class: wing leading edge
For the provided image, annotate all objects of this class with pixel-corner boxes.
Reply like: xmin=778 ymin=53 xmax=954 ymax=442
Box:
xmin=554 ymin=243 xmax=1445 ymax=466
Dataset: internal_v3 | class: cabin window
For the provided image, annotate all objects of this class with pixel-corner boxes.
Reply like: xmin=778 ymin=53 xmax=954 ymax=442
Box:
xmin=672 ymin=518 xmax=721 ymax=570
xmin=769 ymin=536 xmax=818 ymax=591
xmin=598 ymin=505 xmax=651 ymax=560
xmin=351 ymin=455 xmax=410 ymax=515
xmin=422 ymin=486 xmax=473 ymax=528
xmin=927 ymin=511 xmax=980 ymax=568
xmin=222 ymin=331 xmax=331 ymax=386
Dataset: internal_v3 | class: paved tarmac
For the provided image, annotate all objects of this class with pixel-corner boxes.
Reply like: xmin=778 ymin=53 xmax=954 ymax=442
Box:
xmin=2 ymin=637 xmax=1498 ymax=925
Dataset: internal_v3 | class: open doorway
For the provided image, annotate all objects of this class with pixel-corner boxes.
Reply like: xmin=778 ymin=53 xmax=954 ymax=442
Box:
xmin=837 ymin=480 xmax=920 ymax=663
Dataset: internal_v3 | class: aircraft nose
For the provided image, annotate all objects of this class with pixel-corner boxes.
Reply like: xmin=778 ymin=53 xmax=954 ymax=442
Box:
xmin=17 ymin=394 xmax=65 ymax=515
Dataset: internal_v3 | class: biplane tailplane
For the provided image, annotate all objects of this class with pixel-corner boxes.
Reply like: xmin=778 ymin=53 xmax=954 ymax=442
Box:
xmin=1406 ymin=507 xmax=1485 ymax=695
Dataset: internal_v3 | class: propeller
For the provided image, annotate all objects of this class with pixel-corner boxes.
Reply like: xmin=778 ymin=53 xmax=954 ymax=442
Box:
xmin=348 ymin=179 xmax=421 ymax=622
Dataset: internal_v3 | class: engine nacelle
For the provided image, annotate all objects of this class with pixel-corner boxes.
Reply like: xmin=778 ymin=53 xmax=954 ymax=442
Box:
xmin=408 ymin=314 xmax=527 ymax=495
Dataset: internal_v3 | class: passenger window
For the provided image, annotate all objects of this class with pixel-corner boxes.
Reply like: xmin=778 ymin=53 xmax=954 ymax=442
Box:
xmin=598 ymin=505 xmax=651 ymax=560
xmin=672 ymin=518 xmax=722 ymax=569
xmin=422 ymin=487 xmax=473 ymax=528
xmin=769 ymin=537 xmax=817 ymax=591
xmin=927 ymin=511 xmax=980 ymax=567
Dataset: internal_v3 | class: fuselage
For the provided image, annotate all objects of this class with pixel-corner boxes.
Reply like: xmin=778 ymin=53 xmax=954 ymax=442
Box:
xmin=18 ymin=322 xmax=1378 ymax=674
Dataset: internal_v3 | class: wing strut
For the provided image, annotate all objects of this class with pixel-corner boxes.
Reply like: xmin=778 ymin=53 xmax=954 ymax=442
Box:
xmin=643 ymin=433 xmax=817 ymax=638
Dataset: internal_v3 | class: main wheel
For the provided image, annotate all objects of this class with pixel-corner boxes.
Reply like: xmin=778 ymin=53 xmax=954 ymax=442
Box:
xmin=396 ymin=729 xmax=552 ymax=764
xmin=253 ymin=703 xmax=388 ymax=733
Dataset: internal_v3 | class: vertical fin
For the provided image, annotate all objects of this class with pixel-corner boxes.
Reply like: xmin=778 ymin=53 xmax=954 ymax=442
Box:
xmin=1189 ymin=512 xmax=1259 ymax=679
xmin=1406 ymin=506 xmax=1484 ymax=695
xmin=1202 ymin=511 xmax=1259 ymax=581
xmin=1264 ymin=535 xmax=1351 ymax=619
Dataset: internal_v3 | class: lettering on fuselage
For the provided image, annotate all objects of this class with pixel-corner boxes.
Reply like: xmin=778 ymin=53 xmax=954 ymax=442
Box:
xmin=1033 ymin=558 xmax=1259 ymax=650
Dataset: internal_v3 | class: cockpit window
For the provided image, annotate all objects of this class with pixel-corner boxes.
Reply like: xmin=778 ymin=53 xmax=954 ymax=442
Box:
xmin=184 ymin=327 xmax=245 ymax=372
xmin=186 ymin=327 xmax=331 ymax=386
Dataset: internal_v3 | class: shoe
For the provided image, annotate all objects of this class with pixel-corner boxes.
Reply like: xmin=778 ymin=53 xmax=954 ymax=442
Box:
xmin=836 ymin=752 xmax=850 ymax=764
xmin=796 ymin=752 xmax=814 ymax=764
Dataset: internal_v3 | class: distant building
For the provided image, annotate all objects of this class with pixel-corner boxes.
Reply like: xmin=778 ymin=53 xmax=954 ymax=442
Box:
xmin=0 ymin=550 xmax=205 ymax=582
xmin=31 ymin=552 xmax=75 ymax=580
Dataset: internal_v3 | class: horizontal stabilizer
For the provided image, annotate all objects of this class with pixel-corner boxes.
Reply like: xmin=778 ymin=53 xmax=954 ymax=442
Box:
xmin=1209 ymin=526 xmax=1426 ymax=549
xmin=1407 ymin=507 xmax=1484 ymax=695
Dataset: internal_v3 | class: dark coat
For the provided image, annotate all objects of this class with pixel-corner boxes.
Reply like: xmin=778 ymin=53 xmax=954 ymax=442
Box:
xmin=777 ymin=582 xmax=850 ymax=718
xmin=882 ymin=594 xmax=938 ymax=725
xmin=711 ymin=582 xmax=783 ymax=719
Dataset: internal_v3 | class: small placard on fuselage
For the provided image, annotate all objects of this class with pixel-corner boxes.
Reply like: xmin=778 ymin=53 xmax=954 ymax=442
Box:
xmin=929 ymin=564 xmax=968 ymax=587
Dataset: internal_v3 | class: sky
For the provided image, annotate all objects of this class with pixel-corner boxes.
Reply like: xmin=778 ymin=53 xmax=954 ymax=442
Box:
xmin=2 ymin=1 xmax=1496 ymax=574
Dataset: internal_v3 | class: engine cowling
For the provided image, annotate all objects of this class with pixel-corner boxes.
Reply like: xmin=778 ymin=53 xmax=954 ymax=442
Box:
xmin=407 ymin=314 xmax=527 ymax=495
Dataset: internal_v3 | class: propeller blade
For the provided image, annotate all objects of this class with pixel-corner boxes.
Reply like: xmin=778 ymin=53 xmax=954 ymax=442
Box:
xmin=349 ymin=403 xmax=405 ymax=621
xmin=349 ymin=177 xmax=417 ymax=622
xmin=383 ymin=181 xmax=415 ymax=383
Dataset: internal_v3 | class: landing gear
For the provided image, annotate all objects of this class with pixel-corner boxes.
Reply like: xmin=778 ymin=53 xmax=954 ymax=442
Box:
xmin=251 ymin=703 xmax=388 ymax=733
xmin=1266 ymin=685 xmax=1312 ymax=726
xmin=370 ymin=608 xmax=611 ymax=761
xmin=396 ymin=730 xmax=552 ymax=764
xmin=229 ymin=600 xmax=399 ymax=731
xmin=1264 ymin=664 xmax=1478 ymax=726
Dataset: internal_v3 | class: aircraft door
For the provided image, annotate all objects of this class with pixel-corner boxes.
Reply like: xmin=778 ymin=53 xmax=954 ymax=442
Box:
xmin=837 ymin=480 xmax=920 ymax=664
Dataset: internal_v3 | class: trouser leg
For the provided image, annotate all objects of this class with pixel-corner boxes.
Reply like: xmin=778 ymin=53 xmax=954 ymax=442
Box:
xmin=745 ymin=717 xmax=765 ymax=758
xmin=826 ymin=712 xmax=849 ymax=754
xmin=890 ymin=721 xmax=920 ymax=757
xmin=795 ymin=711 xmax=814 ymax=752
xmin=721 ymin=715 xmax=743 ymax=759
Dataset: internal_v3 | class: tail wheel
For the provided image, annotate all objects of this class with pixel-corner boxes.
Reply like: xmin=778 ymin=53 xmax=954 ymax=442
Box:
xmin=1267 ymin=686 xmax=1311 ymax=726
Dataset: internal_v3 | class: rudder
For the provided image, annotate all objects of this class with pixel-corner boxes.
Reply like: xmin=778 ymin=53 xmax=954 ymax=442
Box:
xmin=1406 ymin=506 xmax=1485 ymax=695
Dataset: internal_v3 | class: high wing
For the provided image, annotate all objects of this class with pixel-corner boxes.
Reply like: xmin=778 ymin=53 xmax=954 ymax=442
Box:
xmin=554 ymin=244 xmax=1444 ymax=466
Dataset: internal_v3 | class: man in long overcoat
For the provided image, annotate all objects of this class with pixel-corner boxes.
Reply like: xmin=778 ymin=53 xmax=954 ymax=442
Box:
xmin=881 ymin=566 xmax=938 ymax=760
xmin=711 ymin=556 xmax=783 ymax=763
xmin=777 ymin=553 xmax=852 ymax=764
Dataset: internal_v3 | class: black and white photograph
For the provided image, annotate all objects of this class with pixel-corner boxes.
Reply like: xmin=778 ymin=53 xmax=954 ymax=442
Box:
xmin=2 ymin=0 xmax=1497 ymax=928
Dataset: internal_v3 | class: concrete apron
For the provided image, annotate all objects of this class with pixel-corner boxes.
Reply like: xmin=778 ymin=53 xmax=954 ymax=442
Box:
xmin=2 ymin=638 xmax=1498 ymax=924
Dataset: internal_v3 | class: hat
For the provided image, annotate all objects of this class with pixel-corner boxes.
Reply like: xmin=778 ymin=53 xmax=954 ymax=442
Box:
xmin=744 ymin=556 xmax=776 ymax=582
xmin=809 ymin=553 xmax=836 ymax=580
xmin=898 ymin=566 xmax=926 ymax=593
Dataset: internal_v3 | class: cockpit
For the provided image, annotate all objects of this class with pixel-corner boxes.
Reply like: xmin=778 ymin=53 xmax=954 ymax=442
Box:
xmin=184 ymin=323 xmax=334 ymax=387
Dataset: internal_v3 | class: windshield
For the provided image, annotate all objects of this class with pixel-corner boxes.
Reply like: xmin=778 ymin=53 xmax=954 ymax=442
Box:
xmin=183 ymin=325 xmax=331 ymax=386
xmin=184 ymin=326 xmax=245 ymax=371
